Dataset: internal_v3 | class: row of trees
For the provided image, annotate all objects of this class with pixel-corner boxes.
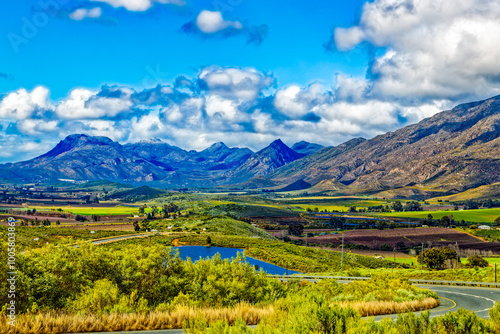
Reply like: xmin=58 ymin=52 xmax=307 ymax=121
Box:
xmin=391 ymin=201 xmax=423 ymax=212
xmin=460 ymin=199 xmax=500 ymax=210
xmin=421 ymin=246 xmax=490 ymax=269
xmin=418 ymin=214 xmax=470 ymax=227
xmin=138 ymin=203 xmax=181 ymax=219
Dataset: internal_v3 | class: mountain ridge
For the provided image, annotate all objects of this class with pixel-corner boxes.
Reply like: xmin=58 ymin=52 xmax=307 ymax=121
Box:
xmin=270 ymin=95 xmax=500 ymax=193
xmin=1 ymin=95 xmax=499 ymax=196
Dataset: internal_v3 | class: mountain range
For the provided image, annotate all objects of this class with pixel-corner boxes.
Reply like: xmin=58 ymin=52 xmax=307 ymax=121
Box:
xmin=0 ymin=134 xmax=318 ymax=188
xmin=1 ymin=95 xmax=499 ymax=198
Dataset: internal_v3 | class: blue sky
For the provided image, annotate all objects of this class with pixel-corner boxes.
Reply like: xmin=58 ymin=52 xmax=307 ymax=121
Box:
xmin=1 ymin=0 xmax=500 ymax=162
xmin=0 ymin=0 xmax=368 ymax=98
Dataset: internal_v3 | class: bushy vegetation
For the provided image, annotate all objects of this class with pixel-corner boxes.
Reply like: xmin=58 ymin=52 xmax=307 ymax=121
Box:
xmin=467 ymin=255 xmax=490 ymax=268
xmin=325 ymin=266 xmax=499 ymax=283
xmin=0 ymin=225 xmax=137 ymax=250
xmin=185 ymin=299 xmax=500 ymax=333
xmin=468 ymin=228 xmax=500 ymax=242
xmin=0 ymin=241 xmax=435 ymax=307
xmin=178 ymin=234 xmax=395 ymax=272
xmin=0 ymin=242 xmax=286 ymax=314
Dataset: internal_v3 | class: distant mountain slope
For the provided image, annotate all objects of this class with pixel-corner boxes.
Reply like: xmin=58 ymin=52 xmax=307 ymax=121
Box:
xmin=223 ymin=139 xmax=304 ymax=184
xmin=429 ymin=182 xmax=500 ymax=202
xmin=0 ymin=135 xmax=272 ymax=187
xmin=268 ymin=137 xmax=366 ymax=184
xmin=270 ymin=95 xmax=500 ymax=193
xmin=12 ymin=134 xmax=170 ymax=183
xmin=308 ymin=178 xmax=347 ymax=192
xmin=291 ymin=141 xmax=324 ymax=155
xmin=276 ymin=179 xmax=312 ymax=192
xmin=231 ymin=176 xmax=278 ymax=190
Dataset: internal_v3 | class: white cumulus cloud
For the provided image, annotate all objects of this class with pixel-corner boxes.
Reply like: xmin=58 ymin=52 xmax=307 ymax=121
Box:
xmin=199 ymin=66 xmax=274 ymax=100
xmin=334 ymin=0 xmax=500 ymax=101
xmin=69 ymin=7 xmax=102 ymax=20
xmin=55 ymin=88 xmax=133 ymax=119
xmin=0 ymin=86 xmax=52 ymax=120
xmin=90 ymin=0 xmax=185 ymax=12
xmin=195 ymin=10 xmax=243 ymax=34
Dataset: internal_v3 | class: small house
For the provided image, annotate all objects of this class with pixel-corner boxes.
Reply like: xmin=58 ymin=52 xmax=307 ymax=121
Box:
xmin=478 ymin=225 xmax=491 ymax=230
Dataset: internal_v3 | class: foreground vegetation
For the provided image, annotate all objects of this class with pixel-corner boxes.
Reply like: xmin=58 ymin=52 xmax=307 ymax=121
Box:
xmin=0 ymin=240 xmax=442 ymax=333
xmin=185 ymin=301 xmax=500 ymax=334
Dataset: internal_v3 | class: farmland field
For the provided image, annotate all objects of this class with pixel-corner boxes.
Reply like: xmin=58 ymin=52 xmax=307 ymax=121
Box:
xmin=297 ymin=227 xmax=500 ymax=253
xmin=485 ymin=257 xmax=500 ymax=265
xmin=278 ymin=196 xmax=366 ymax=201
xmin=375 ymin=208 xmax=500 ymax=223
xmin=33 ymin=205 xmax=150 ymax=216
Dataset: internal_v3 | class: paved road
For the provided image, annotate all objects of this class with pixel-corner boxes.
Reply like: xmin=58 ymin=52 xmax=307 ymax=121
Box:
xmin=69 ymin=285 xmax=500 ymax=334
xmin=373 ymin=285 xmax=500 ymax=321
xmin=91 ymin=234 xmax=150 ymax=244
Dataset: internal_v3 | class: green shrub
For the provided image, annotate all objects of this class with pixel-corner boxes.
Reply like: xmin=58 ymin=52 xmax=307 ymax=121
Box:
xmin=467 ymin=255 xmax=489 ymax=268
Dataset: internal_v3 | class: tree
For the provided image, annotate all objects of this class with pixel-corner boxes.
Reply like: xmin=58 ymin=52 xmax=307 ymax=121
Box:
xmin=288 ymin=224 xmax=304 ymax=236
xmin=494 ymin=216 xmax=500 ymax=226
xmin=440 ymin=246 xmax=458 ymax=261
xmin=440 ymin=215 xmax=452 ymax=227
xmin=463 ymin=199 xmax=479 ymax=210
xmin=349 ymin=206 xmax=357 ymax=213
xmin=75 ymin=215 xmax=87 ymax=222
xmin=206 ymin=236 xmax=212 ymax=245
xmin=404 ymin=201 xmax=423 ymax=212
xmin=151 ymin=205 xmax=158 ymax=217
xmin=329 ymin=217 xmax=345 ymax=229
xmin=422 ymin=248 xmax=446 ymax=269
xmin=467 ymin=255 xmax=489 ymax=268
xmin=392 ymin=201 xmax=404 ymax=212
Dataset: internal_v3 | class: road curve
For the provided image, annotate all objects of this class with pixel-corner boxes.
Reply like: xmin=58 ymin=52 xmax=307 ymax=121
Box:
xmin=373 ymin=285 xmax=500 ymax=321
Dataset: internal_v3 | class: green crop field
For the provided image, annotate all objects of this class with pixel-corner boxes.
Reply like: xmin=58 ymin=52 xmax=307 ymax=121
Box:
xmin=485 ymin=257 xmax=500 ymax=265
xmin=375 ymin=208 xmax=500 ymax=223
xmin=279 ymin=196 xmax=366 ymax=201
xmin=289 ymin=204 xmax=352 ymax=212
xmin=34 ymin=205 xmax=151 ymax=216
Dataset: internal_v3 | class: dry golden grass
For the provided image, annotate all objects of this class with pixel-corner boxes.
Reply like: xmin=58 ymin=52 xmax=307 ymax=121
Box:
xmin=336 ymin=297 xmax=440 ymax=316
xmin=0 ymin=299 xmax=440 ymax=333
xmin=0 ymin=304 xmax=273 ymax=334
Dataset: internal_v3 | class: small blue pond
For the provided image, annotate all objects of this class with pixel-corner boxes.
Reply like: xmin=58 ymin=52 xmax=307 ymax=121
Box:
xmin=173 ymin=246 xmax=300 ymax=275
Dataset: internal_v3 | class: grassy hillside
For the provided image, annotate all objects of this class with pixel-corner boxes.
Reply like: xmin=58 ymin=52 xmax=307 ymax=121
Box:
xmin=429 ymin=182 xmax=500 ymax=201
xmin=107 ymin=186 xmax=167 ymax=202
